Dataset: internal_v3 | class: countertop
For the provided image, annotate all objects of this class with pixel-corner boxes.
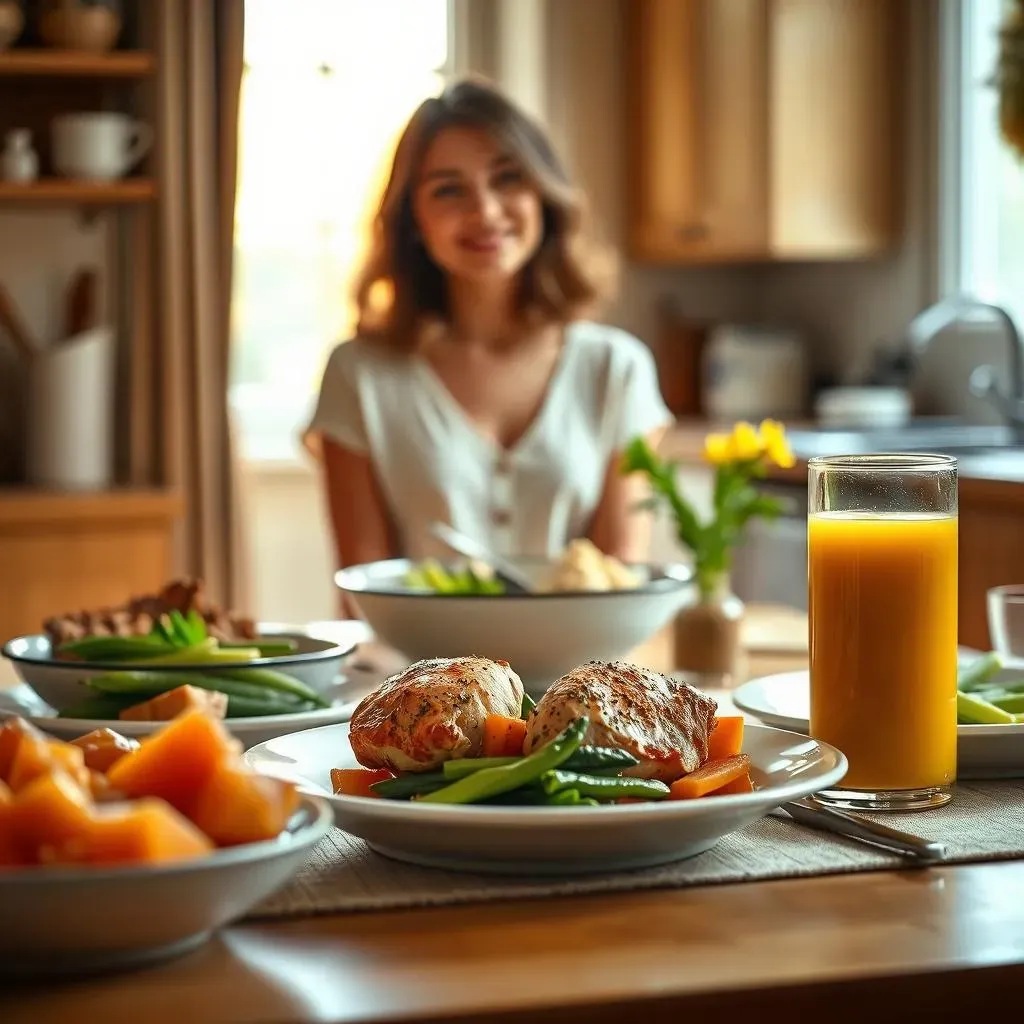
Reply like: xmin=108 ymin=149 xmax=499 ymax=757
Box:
xmin=661 ymin=418 xmax=1024 ymax=501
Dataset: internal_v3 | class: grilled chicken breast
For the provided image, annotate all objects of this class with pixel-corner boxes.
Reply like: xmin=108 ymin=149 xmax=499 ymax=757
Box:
xmin=349 ymin=656 xmax=524 ymax=772
xmin=524 ymin=661 xmax=717 ymax=782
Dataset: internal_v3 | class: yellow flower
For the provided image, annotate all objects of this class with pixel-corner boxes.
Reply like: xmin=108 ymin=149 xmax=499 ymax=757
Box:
xmin=703 ymin=432 xmax=734 ymax=465
xmin=730 ymin=421 xmax=763 ymax=461
xmin=703 ymin=422 xmax=764 ymax=464
xmin=759 ymin=419 xmax=796 ymax=469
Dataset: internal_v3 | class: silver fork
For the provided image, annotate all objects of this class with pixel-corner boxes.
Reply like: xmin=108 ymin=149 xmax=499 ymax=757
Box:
xmin=773 ymin=798 xmax=947 ymax=864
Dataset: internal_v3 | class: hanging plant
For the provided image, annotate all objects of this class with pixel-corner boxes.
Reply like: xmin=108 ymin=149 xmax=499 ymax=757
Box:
xmin=995 ymin=0 xmax=1024 ymax=159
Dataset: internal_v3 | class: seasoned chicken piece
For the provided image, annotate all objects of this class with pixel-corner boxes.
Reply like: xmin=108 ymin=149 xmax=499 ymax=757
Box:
xmin=524 ymin=661 xmax=717 ymax=782
xmin=348 ymin=656 xmax=525 ymax=772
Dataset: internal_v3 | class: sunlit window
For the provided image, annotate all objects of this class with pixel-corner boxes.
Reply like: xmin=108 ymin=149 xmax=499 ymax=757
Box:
xmin=954 ymin=0 xmax=1024 ymax=315
xmin=230 ymin=0 xmax=454 ymax=462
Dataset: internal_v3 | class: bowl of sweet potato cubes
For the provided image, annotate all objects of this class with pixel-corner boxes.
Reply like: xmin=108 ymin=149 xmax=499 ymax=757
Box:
xmin=0 ymin=708 xmax=331 ymax=976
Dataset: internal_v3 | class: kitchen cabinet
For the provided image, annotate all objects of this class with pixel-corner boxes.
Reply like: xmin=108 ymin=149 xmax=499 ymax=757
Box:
xmin=626 ymin=0 xmax=901 ymax=264
xmin=957 ymin=480 xmax=1024 ymax=651
xmin=0 ymin=488 xmax=182 ymax=641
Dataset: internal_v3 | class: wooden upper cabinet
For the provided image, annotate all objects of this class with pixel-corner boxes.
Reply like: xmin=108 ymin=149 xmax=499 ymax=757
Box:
xmin=626 ymin=0 xmax=901 ymax=264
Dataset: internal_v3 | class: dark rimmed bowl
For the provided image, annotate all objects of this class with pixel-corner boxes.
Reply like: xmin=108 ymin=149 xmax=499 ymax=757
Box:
xmin=1 ymin=626 xmax=357 ymax=711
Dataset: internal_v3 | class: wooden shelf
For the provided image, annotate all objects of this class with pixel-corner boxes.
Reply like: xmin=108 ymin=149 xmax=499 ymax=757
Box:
xmin=0 ymin=487 xmax=182 ymax=528
xmin=0 ymin=49 xmax=155 ymax=78
xmin=0 ymin=178 xmax=156 ymax=205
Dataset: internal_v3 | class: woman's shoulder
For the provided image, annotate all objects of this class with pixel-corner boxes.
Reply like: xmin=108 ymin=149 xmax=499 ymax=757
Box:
xmin=565 ymin=320 xmax=657 ymax=375
xmin=322 ymin=336 xmax=411 ymax=381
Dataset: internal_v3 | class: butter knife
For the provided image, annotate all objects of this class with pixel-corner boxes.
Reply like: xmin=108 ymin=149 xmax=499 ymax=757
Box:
xmin=775 ymin=798 xmax=947 ymax=864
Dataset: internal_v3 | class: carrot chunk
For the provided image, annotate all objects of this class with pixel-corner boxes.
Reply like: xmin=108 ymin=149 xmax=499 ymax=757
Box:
xmin=716 ymin=771 xmax=754 ymax=795
xmin=330 ymin=767 xmax=393 ymax=798
xmin=670 ymin=754 xmax=752 ymax=800
xmin=481 ymin=714 xmax=528 ymax=757
xmin=707 ymin=716 xmax=745 ymax=760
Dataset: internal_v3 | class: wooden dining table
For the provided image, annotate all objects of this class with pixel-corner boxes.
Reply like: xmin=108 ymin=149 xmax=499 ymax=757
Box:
xmin=5 ymin=606 xmax=1024 ymax=1023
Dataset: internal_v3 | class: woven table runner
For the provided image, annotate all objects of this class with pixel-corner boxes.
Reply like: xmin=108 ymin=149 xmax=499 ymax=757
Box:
xmin=248 ymin=779 xmax=1024 ymax=920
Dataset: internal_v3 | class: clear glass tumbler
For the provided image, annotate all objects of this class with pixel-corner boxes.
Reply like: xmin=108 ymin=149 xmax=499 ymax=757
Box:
xmin=808 ymin=454 xmax=959 ymax=811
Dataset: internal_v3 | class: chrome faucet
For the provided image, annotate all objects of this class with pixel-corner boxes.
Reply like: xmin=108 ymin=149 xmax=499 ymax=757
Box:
xmin=905 ymin=295 xmax=1024 ymax=438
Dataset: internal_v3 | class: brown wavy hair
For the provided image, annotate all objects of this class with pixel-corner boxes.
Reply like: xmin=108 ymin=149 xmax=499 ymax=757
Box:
xmin=351 ymin=76 xmax=615 ymax=348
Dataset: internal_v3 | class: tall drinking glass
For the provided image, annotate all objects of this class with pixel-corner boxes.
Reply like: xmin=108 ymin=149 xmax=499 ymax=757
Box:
xmin=808 ymin=454 xmax=958 ymax=811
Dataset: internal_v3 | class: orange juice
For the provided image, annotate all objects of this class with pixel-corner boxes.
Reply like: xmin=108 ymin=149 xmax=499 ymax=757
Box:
xmin=808 ymin=512 xmax=958 ymax=791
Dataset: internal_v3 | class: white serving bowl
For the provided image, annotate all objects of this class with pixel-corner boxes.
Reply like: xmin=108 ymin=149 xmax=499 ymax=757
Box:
xmin=336 ymin=558 xmax=694 ymax=692
xmin=2 ymin=626 xmax=356 ymax=712
xmin=0 ymin=796 xmax=332 ymax=977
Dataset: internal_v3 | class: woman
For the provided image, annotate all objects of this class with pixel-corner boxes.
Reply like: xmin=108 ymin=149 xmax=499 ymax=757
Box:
xmin=305 ymin=76 xmax=673 ymax=573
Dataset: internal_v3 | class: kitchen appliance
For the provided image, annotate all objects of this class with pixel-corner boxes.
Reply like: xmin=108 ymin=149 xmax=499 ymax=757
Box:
xmin=702 ymin=324 xmax=809 ymax=421
xmin=815 ymin=386 xmax=913 ymax=429
xmin=730 ymin=479 xmax=808 ymax=611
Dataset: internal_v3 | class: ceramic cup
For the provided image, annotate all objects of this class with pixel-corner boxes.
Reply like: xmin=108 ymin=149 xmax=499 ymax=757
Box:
xmin=51 ymin=112 xmax=152 ymax=181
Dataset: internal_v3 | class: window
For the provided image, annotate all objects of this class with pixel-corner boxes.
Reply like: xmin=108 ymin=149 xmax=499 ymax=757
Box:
xmin=951 ymin=0 xmax=1024 ymax=318
xmin=230 ymin=0 xmax=456 ymax=463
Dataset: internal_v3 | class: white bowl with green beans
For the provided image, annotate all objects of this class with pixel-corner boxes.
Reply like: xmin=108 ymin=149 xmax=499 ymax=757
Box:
xmin=243 ymin=720 xmax=848 ymax=875
xmin=336 ymin=557 xmax=694 ymax=693
xmin=2 ymin=611 xmax=355 ymax=715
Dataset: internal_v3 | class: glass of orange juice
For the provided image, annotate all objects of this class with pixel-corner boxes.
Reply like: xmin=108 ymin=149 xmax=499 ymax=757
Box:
xmin=808 ymin=454 xmax=958 ymax=811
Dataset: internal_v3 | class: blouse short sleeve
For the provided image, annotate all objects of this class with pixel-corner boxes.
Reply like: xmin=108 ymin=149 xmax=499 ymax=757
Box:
xmin=606 ymin=327 xmax=674 ymax=449
xmin=304 ymin=340 xmax=369 ymax=455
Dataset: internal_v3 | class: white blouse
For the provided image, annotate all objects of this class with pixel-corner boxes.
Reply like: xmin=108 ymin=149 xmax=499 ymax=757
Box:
xmin=306 ymin=320 xmax=673 ymax=560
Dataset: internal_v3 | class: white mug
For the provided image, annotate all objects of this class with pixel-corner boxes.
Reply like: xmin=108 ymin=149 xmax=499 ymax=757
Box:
xmin=51 ymin=112 xmax=152 ymax=181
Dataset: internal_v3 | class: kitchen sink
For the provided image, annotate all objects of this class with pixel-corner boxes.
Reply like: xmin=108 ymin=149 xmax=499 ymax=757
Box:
xmin=786 ymin=423 xmax=1020 ymax=460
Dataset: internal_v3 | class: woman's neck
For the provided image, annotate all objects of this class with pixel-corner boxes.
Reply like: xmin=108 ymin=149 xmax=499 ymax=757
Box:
xmin=446 ymin=277 xmax=519 ymax=349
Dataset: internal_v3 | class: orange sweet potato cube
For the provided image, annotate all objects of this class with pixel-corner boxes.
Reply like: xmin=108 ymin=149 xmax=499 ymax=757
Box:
xmin=7 ymin=733 xmax=89 ymax=793
xmin=106 ymin=708 xmax=242 ymax=814
xmin=75 ymin=798 xmax=215 ymax=865
xmin=5 ymin=770 xmax=95 ymax=864
xmin=119 ymin=685 xmax=229 ymax=723
xmin=189 ymin=761 xmax=300 ymax=846
xmin=70 ymin=728 xmax=141 ymax=773
xmin=0 ymin=718 xmax=45 ymax=783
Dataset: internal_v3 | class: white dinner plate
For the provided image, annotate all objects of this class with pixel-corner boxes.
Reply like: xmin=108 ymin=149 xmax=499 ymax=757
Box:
xmin=0 ymin=796 xmax=332 ymax=977
xmin=243 ymin=721 xmax=848 ymax=876
xmin=733 ymin=665 xmax=1024 ymax=780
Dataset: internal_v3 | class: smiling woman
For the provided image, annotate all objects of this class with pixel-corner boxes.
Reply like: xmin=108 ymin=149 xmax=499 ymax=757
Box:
xmin=304 ymin=78 xmax=674 ymax=580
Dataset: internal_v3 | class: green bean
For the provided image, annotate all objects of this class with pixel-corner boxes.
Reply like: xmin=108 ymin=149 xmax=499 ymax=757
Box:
xmin=85 ymin=671 xmax=314 ymax=718
xmin=988 ymin=692 xmax=1024 ymax=714
xmin=220 ymin=640 xmax=299 ymax=657
xmin=439 ymin=745 xmax=640 ymax=784
xmin=417 ymin=718 xmax=588 ymax=804
xmin=224 ymin=696 xmax=319 ymax=719
xmin=56 ymin=635 xmax=174 ymax=661
xmin=957 ymin=652 xmax=1005 ymax=692
xmin=957 ymin=690 xmax=1017 ymax=725
xmin=543 ymin=788 xmax=600 ymax=807
xmin=442 ymin=756 xmax=519 ymax=780
xmin=562 ymin=746 xmax=639 ymax=773
xmin=540 ymin=770 xmax=670 ymax=802
xmin=214 ymin=666 xmax=330 ymax=708
xmin=520 ymin=691 xmax=537 ymax=720
xmin=57 ymin=695 xmax=138 ymax=719
xmin=479 ymin=788 xmax=550 ymax=805
xmin=135 ymin=641 xmax=263 ymax=666
xmin=371 ymin=771 xmax=449 ymax=799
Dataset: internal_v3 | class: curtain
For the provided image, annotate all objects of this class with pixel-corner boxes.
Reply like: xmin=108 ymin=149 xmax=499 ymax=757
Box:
xmin=149 ymin=0 xmax=251 ymax=611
